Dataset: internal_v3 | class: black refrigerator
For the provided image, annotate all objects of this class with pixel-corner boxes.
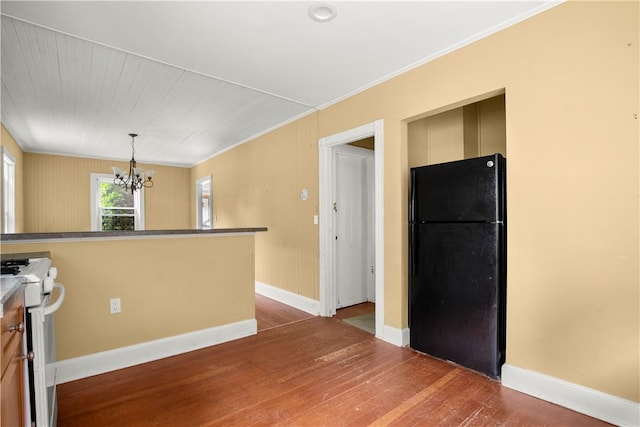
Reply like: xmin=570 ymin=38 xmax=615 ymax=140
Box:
xmin=409 ymin=153 xmax=506 ymax=379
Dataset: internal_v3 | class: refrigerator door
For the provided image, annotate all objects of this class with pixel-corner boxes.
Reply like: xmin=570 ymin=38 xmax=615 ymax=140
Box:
xmin=409 ymin=222 xmax=505 ymax=378
xmin=410 ymin=154 xmax=505 ymax=223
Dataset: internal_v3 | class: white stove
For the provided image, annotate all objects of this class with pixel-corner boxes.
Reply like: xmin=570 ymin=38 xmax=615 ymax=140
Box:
xmin=1 ymin=256 xmax=65 ymax=427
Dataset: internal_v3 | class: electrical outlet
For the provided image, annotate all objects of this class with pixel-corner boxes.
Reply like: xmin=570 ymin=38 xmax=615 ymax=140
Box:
xmin=110 ymin=298 xmax=121 ymax=314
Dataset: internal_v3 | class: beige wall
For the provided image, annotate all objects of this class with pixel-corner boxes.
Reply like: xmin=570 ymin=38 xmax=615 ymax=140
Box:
xmin=23 ymin=153 xmax=191 ymax=232
xmin=200 ymin=1 xmax=637 ymax=402
xmin=191 ymin=113 xmax=320 ymax=299
xmin=319 ymin=1 xmax=638 ymax=401
xmin=350 ymin=137 xmax=375 ymax=150
xmin=408 ymin=94 xmax=506 ymax=167
xmin=0 ymin=125 xmax=25 ymax=232
xmin=1 ymin=0 xmax=637 ymax=404
xmin=476 ymin=95 xmax=506 ymax=156
xmin=408 ymin=107 xmax=465 ymax=166
xmin=2 ymin=235 xmax=256 ymax=359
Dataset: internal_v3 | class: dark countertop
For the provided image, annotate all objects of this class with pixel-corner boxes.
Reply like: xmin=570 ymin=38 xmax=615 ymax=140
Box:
xmin=0 ymin=251 xmax=52 ymax=261
xmin=0 ymin=228 xmax=268 ymax=242
xmin=0 ymin=276 xmax=24 ymax=308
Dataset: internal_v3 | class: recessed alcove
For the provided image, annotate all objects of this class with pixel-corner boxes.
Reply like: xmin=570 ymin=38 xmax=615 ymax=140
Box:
xmin=408 ymin=93 xmax=505 ymax=167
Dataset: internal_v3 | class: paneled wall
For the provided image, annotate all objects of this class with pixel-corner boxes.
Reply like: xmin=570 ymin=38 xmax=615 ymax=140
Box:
xmin=408 ymin=94 xmax=505 ymax=167
xmin=23 ymin=153 xmax=191 ymax=232
xmin=191 ymin=113 xmax=320 ymax=300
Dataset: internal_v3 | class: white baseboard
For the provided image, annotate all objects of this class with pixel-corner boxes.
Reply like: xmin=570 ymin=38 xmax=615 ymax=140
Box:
xmin=255 ymin=281 xmax=410 ymax=348
xmin=53 ymin=319 xmax=257 ymax=384
xmin=255 ymin=281 xmax=320 ymax=315
xmin=502 ymin=364 xmax=640 ymax=426
xmin=381 ymin=325 xmax=410 ymax=347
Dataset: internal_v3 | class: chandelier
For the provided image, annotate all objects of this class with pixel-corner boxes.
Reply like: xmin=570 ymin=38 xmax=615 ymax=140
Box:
xmin=112 ymin=133 xmax=154 ymax=194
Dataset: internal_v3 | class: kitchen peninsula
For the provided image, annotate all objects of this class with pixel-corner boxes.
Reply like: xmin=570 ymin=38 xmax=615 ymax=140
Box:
xmin=0 ymin=228 xmax=266 ymax=383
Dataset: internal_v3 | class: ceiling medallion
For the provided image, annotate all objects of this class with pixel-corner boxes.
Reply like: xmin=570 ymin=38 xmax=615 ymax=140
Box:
xmin=308 ymin=2 xmax=338 ymax=23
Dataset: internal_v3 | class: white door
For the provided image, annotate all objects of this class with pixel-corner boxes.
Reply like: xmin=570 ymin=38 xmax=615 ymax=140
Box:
xmin=334 ymin=145 xmax=374 ymax=308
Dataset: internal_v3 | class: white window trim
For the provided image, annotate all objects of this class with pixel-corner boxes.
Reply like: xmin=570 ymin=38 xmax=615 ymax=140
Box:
xmin=2 ymin=147 xmax=16 ymax=233
xmin=90 ymin=173 xmax=145 ymax=231
xmin=195 ymin=175 xmax=213 ymax=229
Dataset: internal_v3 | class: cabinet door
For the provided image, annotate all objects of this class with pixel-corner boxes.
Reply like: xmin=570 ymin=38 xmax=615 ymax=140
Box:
xmin=1 ymin=288 xmax=26 ymax=426
xmin=1 ymin=349 xmax=25 ymax=427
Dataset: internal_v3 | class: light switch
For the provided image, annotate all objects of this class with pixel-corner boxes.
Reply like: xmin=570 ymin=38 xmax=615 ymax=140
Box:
xmin=314 ymin=215 xmax=318 ymax=225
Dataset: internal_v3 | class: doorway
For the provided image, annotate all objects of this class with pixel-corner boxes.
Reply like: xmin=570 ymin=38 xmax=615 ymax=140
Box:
xmin=334 ymin=144 xmax=374 ymax=309
xmin=195 ymin=175 xmax=212 ymax=229
xmin=319 ymin=120 xmax=385 ymax=341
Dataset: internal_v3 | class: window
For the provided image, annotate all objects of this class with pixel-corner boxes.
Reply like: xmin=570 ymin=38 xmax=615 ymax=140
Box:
xmin=2 ymin=148 xmax=16 ymax=233
xmin=196 ymin=175 xmax=212 ymax=229
xmin=90 ymin=173 xmax=145 ymax=231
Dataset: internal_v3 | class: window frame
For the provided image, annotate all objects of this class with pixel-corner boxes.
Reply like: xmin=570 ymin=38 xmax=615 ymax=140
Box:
xmin=195 ymin=175 xmax=213 ymax=229
xmin=90 ymin=173 xmax=145 ymax=231
xmin=1 ymin=147 xmax=16 ymax=233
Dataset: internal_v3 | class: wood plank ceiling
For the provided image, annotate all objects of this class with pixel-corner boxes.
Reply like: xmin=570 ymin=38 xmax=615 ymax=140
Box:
xmin=1 ymin=1 xmax=561 ymax=166
xmin=1 ymin=15 xmax=310 ymax=165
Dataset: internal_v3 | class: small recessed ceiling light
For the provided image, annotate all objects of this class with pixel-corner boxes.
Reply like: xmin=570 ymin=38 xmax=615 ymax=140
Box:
xmin=308 ymin=2 xmax=338 ymax=23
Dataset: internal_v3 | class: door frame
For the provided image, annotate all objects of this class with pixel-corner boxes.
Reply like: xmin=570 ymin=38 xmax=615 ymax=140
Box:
xmin=319 ymin=120 xmax=384 ymax=339
xmin=195 ymin=175 xmax=213 ymax=229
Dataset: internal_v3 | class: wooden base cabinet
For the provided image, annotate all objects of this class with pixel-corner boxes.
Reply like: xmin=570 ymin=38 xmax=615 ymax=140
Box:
xmin=1 ymin=287 xmax=26 ymax=427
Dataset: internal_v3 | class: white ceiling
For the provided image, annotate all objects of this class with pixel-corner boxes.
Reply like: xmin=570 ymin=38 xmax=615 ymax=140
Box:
xmin=1 ymin=1 xmax=560 ymax=167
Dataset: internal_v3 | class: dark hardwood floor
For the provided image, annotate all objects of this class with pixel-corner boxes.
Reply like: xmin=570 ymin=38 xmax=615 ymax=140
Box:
xmin=335 ymin=301 xmax=375 ymax=320
xmin=57 ymin=296 xmax=609 ymax=426
xmin=255 ymin=294 xmax=315 ymax=331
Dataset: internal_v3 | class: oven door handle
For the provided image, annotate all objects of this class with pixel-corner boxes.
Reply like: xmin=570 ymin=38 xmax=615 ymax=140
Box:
xmin=43 ymin=282 xmax=65 ymax=315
